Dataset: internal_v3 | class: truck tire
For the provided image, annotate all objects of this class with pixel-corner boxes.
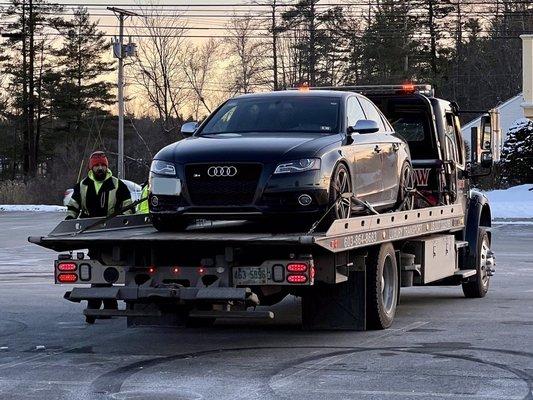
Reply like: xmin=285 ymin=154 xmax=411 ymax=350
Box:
xmin=462 ymin=228 xmax=491 ymax=298
xmin=366 ymin=242 xmax=399 ymax=330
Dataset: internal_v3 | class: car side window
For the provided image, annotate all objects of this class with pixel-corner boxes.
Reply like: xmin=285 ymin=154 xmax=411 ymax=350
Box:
xmin=346 ymin=97 xmax=366 ymax=128
xmin=358 ymin=97 xmax=386 ymax=131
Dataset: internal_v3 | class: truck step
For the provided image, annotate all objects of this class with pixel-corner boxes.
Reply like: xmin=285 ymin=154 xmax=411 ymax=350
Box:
xmin=454 ymin=269 xmax=477 ymax=278
xmin=189 ymin=310 xmax=274 ymax=320
xmin=455 ymin=241 xmax=469 ymax=249
xmin=83 ymin=309 xmax=162 ymax=318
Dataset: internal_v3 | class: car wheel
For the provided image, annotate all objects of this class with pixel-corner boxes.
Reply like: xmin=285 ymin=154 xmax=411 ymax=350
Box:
xmin=396 ymin=162 xmax=414 ymax=211
xmin=320 ymin=164 xmax=352 ymax=230
xmin=151 ymin=214 xmax=189 ymax=232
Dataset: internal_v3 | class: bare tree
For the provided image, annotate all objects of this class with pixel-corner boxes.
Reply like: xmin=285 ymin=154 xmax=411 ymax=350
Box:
xmin=132 ymin=2 xmax=188 ymax=133
xmin=179 ymin=38 xmax=224 ymax=120
xmin=225 ymin=14 xmax=269 ymax=95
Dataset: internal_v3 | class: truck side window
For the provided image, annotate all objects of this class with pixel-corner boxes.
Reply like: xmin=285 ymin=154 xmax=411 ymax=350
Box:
xmin=358 ymin=97 xmax=386 ymax=131
xmin=346 ymin=97 xmax=365 ymax=128
xmin=445 ymin=113 xmax=460 ymax=164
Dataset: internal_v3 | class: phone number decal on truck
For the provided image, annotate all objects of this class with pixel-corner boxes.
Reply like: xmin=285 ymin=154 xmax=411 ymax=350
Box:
xmin=326 ymin=217 xmax=463 ymax=252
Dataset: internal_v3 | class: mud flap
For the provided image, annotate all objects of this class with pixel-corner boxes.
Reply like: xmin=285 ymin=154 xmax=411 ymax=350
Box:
xmin=301 ymin=269 xmax=366 ymax=331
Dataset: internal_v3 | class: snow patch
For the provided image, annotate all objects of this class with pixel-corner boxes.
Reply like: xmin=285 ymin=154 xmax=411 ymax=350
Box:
xmin=508 ymin=118 xmax=532 ymax=134
xmin=0 ymin=205 xmax=66 ymax=212
xmin=483 ymin=184 xmax=533 ymax=219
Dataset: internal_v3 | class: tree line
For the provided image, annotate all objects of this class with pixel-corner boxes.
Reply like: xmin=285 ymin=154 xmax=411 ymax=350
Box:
xmin=0 ymin=0 xmax=531 ymax=201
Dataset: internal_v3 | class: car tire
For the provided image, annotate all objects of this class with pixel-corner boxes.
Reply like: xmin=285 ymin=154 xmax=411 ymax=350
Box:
xmin=151 ymin=215 xmax=189 ymax=232
xmin=320 ymin=163 xmax=352 ymax=230
xmin=366 ymin=242 xmax=399 ymax=330
xmin=462 ymin=228 xmax=491 ymax=298
xmin=396 ymin=161 xmax=414 ymax=211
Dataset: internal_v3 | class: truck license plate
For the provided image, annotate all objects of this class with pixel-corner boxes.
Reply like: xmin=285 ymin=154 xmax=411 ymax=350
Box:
xmin=233 ymin=267 xmax=271 ymax=285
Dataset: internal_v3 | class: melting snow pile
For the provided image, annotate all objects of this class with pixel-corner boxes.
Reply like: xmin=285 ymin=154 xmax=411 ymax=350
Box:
xmin=483 ymin=184 xmax=533 ymax=219
xmin=0 ymin=205 xmax=66 ymax=212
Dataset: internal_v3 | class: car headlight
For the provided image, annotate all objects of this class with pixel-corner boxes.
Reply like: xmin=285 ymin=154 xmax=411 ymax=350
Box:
xmin=150 ymin=160 xmax=176 ymax=176
xmin=274 ymin=158 xmax=321 ymax=174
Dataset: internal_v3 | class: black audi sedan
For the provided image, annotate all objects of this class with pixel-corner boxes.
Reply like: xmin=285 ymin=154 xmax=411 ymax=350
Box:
xmin=149 ymin=90 xmax=411 ymax=231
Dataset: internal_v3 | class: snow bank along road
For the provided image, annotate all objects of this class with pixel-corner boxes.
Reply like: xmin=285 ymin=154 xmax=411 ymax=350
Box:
xmin=2 ymin=183 xmax=532 ymax=219
xmin=0 ymin=212 xmax=532 ymax=400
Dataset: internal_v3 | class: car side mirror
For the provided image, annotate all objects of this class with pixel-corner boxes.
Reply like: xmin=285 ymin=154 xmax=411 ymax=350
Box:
xmin=181 ymin=121 xmax=198 ymax=137
xmin=351 ymin=119 xmax=379 ymax=134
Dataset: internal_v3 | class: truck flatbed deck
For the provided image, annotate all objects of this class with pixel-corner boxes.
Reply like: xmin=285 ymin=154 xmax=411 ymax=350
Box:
xmin=30 ymin=204 xmax=464 ymax=253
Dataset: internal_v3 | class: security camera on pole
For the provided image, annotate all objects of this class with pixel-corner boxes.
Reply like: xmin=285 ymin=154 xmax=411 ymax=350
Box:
xmin=108 ymin=7 xmax=138 ymax=179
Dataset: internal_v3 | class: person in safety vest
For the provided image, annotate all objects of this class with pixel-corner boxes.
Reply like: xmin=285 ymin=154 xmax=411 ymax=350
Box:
xmin=65 ymin=151 xmax=132 ymax=323
xmin=66 ymin=151 xmax=133 ymax=220
xmin=136 ymin=181 xmax=150 ymax=214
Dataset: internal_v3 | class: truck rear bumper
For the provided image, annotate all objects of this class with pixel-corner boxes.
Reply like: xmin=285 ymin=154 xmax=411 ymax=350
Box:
xmin=65 ymin=286 xmax=259 ymax=304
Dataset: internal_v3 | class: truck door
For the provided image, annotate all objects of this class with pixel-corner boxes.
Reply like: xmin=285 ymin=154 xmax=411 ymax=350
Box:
xmin=347 ymin=96 xmax=383 ymax=203
xmin=443 ymin=112 xmax=466 ymax=205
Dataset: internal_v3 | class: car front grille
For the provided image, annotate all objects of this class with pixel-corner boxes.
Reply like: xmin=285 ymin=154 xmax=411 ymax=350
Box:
xmin=185 ymin=163 xmax=262 ymax=206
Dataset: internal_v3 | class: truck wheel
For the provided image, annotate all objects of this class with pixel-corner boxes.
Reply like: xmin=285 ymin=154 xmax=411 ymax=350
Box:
xmin=151 ymin=215 xmax=188 ymax=232
xmin=462 ymin=228 xmax=491 ymax=298
xmin=396 ymin=162 xmax=414 ymax=211
xmin=366 ymin=243 xmax=399 ymax=330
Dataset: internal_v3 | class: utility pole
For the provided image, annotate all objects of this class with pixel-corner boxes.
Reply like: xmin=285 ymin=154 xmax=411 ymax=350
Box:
xmin=108 ymin=7 xmax=137 ymax=179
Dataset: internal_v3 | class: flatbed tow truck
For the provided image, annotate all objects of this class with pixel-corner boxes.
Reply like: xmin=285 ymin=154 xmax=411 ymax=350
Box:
xmin=29 ymin=85 xmax=499 ymax=330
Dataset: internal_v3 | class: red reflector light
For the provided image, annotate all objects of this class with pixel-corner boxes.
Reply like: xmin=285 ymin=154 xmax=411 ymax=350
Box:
xmin=58 ymin=262 xmax=77 ymax=271
xmin=57 ymin=273 xmax=78 ymax=283
xmin=310 ymin=266 xmax=316 ymax=279
xmin=287 ymin=274 xmax=308 ymax=284
xmin=287 ymin=263 xmax=308 ymax=272
xmin=172 ymin=266 xmax=180 ymax=274
xmin=148 ymin=266 xmax=156 ymax=274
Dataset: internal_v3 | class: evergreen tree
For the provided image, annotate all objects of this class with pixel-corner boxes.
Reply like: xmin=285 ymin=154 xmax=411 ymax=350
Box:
xmin=359 ymin=1 xmax=418 ymax=84
xmin=51 ymin=6 xmax=114 ymax=140
xmin=501 ymin=119 xmax=533 ymax=186
xmin=0 ymin=0 xmax=64 ymax=176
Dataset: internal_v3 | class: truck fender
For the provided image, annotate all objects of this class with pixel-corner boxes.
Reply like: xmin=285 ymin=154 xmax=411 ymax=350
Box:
xmin=464 ymin=190 xmax=491 ymax=269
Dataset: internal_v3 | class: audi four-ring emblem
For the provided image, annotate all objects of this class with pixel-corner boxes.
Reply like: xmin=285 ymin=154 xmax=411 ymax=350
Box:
xmin=207 ymin=166 xmax=238 ymax=177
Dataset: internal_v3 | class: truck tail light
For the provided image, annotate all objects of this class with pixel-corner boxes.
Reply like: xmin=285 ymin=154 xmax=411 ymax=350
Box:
xmin=148 ymin=266 xmax=156 ymax=274
xmin=57 ymin=273 xmax=78 ymax=283
xmin=287 ymin=263 xmax=308 ymax=272
xmin=197 ymin=267 xmax=206 ymax=275
xmin=287 ymin=274 xmax=308 ymax=284
xmin=58 ymin=262 xmax=77 ymax=271
xmin=172 ymin=266 xmax=180 ymax=275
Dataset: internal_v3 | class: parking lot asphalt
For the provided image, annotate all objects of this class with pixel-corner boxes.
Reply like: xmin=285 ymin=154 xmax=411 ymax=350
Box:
xmin=0 ymin=212 xmax=532 ymax=400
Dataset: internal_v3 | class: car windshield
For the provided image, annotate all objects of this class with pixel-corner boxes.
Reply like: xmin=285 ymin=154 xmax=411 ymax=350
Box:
xmin=200 ymin=96 xmax=341 ymax=135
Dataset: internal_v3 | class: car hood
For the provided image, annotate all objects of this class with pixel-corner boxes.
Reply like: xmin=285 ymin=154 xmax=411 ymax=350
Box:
xmin=155 ymin=133 xmax=343 ymax=164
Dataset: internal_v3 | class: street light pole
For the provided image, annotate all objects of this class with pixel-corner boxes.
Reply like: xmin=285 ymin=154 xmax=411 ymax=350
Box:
xmin=108 ymin=7 xmax=138 ymax=179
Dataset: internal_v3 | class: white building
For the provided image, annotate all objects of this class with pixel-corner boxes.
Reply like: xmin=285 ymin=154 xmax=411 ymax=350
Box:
xmin=461 ymin=93 xmax=524 ymax=147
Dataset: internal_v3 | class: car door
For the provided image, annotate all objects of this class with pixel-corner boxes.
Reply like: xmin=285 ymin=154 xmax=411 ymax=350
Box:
xmin=355 ymin=96 xmax=386 ymax=204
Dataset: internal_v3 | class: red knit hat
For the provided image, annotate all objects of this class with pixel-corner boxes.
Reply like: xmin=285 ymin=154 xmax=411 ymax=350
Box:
xmin=88 ymin=151 xmax=109 ymax=169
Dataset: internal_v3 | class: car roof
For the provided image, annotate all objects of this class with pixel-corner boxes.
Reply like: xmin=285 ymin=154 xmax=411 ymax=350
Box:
xmin=233 ymin=90 xmax=354 ymax=100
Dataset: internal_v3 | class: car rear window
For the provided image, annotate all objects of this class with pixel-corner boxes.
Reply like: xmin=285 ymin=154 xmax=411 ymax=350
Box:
xmin=200 ymin=96 xmax=340 ymax=135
